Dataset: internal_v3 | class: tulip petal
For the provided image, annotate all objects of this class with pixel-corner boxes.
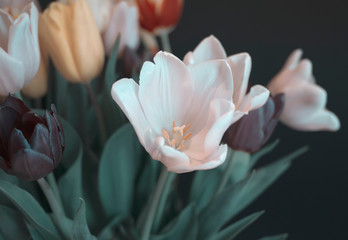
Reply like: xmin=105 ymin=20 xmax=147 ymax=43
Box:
xmin=29 ymin=124 xmax=53 ymax=159
xmin=0 ymin=156 xmax=9 ymax=172
xmin=3 ymin=95 xmax=30 ymax=115
xmin=186 ymin=59 xmax=233 ymax=133
xmin=237 ymin=85 xmax=270 ymax=113
xmin=10 ymin=148 xmax=54 ymax=181
xmin=103 ymin=2 xmax=139 ymax=55
xmin=8 ymin=8 xmax=39 ymax=83
xmin=0 ymin=9 xmax=12 ymax=50
xmin=139 ymin=52 xmax=194 ymax=133
xmin=8 ymin=128 xmax=31 ymax=158
xmin=186 ymin=99 xmax=235 ymax=160
xmin=287 ymin=109 xmax=340 ymax=131
xmin=111 ymin=78 xmax=151 ymax=147
xmin=0 ymin=107 xmax=21 ymax=146
xmin=227 ymin=53 xmax=252 ymax=107
xmin=158 ymin=144 xmax=190 ymax=173
xmin=0 ymin=48 xmax=25 ymax=96
xmin=45 ymin=111 xmax=62 ymax=167
xmin=183 ymin=35 xmax=227 ymax=65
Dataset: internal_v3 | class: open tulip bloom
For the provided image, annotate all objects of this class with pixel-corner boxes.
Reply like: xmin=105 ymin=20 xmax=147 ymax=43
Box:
xmin=0 ymin=0 xmax=342 ymax=239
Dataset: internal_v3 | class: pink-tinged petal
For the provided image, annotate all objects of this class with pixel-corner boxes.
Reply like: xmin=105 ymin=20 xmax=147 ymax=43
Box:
xmin=186 ymin=99 xmax=235 ymax=160
xmin=138 ymin=52 xmax=194 ymax=133
xmin=22 ymin=3 xmax=39 ymax=47
xmin=157 ymin=144 xmax=190 ymax=173
xmin=0 ymin=9 xmax=12 ymax=50
xmin=281 ymin=83 xmax=327 ymax=123
xmin=8 ymin=9 xmax=40 ymax=84
xmin=186 ymin=59 xmax=233 ymax=133
xmin=282 ymin=48 xmax=303 ymax=70
xmin=183 ymin=35 xmax=227 ymax=65
xmin=237 ymin=85 xmax=270 ymax=113
xmin=227 ymin=53 xmax=252 ymax=107
xmin=0 ymin=48 xmax=25 ymax=96
xmin=111 ymin=78 xmax=151 ymax=146
xmin=103 ymin=2 xmax=139 ymax=55
xmin=287 ymin=109 xmax=340 ymax=131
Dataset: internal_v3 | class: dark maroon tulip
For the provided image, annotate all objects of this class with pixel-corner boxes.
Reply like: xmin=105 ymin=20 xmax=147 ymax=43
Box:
xmin=223 ymin=94 xmax=285 ymax=153
xmin=0 ymin=95 xmax=64 ymax=181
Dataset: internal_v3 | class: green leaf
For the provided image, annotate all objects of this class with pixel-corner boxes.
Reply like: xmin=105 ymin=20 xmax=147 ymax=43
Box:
xmin=98 ymin=123 xmax=143 ymax=218
xmin=0 ymin=205 xmax=30 ymax=240
xmin=97 ymin=214 xmax=127 ymax=240
xmin=0 ymin=180 xmax=60 ymax=239
xmin=72 ymin=198 xmax=96 ymax=240
xmin=258 ymin=234 xmax=288 ymax=240
xmin=105 ymin=34 xmax=120 ymax=85
xmin=198 ymin=146 xmax=308 ymax=239
xmin=250 ymin=139 xmax=280 ymax=168
xmin=57 ymin=117 xmax=84 ymax=219
xmin=213 ymin=211 xmax=264 ymax=240
xmin=228 ymin=150 xmax=251 ymax=183
xmin=152 ymin=204 xmax=198 ymax=240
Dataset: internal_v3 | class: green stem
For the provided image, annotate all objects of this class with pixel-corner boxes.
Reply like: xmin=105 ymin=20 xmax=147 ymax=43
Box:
xmin=37 ymin=178 xmax=70 ymax=240
xmin=140 ymin=167 xmax=171 ymax=240
xmin=215 ymin=150 xmax=235 ymax=196
xmin=85 ymin=83 xmax=107 ymax=145
xmin=46 ymin=173 xmax=65 ymax=215
xmin=160 ymin=32 xmax=172 ymax=53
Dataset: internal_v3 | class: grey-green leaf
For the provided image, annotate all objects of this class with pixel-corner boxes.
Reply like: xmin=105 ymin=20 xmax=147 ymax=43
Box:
xmin=213 ymin=211 xmax=264 ymax=240
xmin=198 ymin=146 xmax=308 ymax=239
xmin=0 ymin=180 xmax=60 ymax=239
xmin=98 ymin=124 xmax=143 ymax=217
xmin=152 ymin=204 xmax=198 ymax=240
xmin=250 ymin=139 xmax=280 ymax=168
xmin=72 ymin=198 xmax=96 ymax=240
xmin=0 ymin=205 xmax=30 ymax=240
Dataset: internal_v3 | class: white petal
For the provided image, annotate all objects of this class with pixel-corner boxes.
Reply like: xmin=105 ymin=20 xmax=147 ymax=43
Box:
xmin=284 ymin=109 xmax=340 ymax=132
xmin=157 ymin=144 xmax=191 ymax=173
xmin=0 ymin=9 xmax=12 ymax=50
xmin=183 ymin=35 xmax=227 ymax=65
xmin=170 ymin=144 xmax=228 ymax=173
xmin=186 ymin=59 xmax=233 ymax=133
xmin=237 ymin=85 xmax=270 ymax=113
xmin=138 ymin=51 xmax=194 ymax=134
xmin=0 ymin=48 xmax=25 ymax=96
xmin=227 ymin=53 xmax=252 ymax=107
xmin=186 ymin=99 xmax=235 ymax=160
xmin=8 ymin=8 xmax=40 ymax=83
xmin=103 ymin=2 xmax=139 ymax=55
xmin=111 ymin=78 xmax=151 ymax=146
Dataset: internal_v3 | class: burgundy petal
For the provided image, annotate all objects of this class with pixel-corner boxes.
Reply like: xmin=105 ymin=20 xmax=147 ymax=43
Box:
xmin=21 ymin=111 xmax=46 ymax=140
xmin=10 ymin=149 xmax=54 ymax=181
xmin=3 ymin=95 xmax=30 ymax=116
xmin=29 ymin=124 xmax=53 ymax=159
xmin=0 ymin=107 xmax=21 ymax=146
xmin=0 ymin=156 xmax=10 ymax=172
xmin=50 ymin=104 xmax=65 ymax=150
xmin=8 ymin=129 xmax=31 ymax=159
xmin=45 ymin=110 xmax=62 ymax=167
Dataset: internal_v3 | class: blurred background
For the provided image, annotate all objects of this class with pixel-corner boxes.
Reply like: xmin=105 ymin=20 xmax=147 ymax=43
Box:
xmin=38 ymin=0 xmax=347 ymax=239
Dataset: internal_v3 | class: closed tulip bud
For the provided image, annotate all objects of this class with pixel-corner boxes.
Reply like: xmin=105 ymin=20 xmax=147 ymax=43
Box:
xmin=0 ymin=95 xmax=64 ymax=181
xmin=40 ymin=0 xmax=105 ymax=83
xmin=136 ymin=0 xmax=183 ymax=35
xmin=223 ymin=94 xmax=285 ymax=153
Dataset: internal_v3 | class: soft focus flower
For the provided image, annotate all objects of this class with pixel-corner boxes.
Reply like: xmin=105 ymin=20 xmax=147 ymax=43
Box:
xmin=85 ymin=0 xmax=113 ymax=33
xmin=184 ymin=35 xmax=270 ymax=122
xmin=0 ymin=0 xmax=40 ymax=11
xmin=0 ymin=95 xmax=64 ymax=181
xmin=268 ymin=49 xmax=340 ymax=131
xmin=0 ymin=2 xmax=40 ymax=96
xmin=112 ymin=51 xmax=236 ymax=173
xmin=223 ymin=94 xmax=285 ymax=153
xmin=103 ymin=1 xmax=139 ymax=56
xmin=136 ymin=0 xmax=183 ymax=35
xmin=40 ymin=0 xmax=105 ymax=83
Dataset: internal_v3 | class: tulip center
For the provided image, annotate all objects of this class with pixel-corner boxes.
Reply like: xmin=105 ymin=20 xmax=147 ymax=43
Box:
xmin=4 ymin=7 xmax=20 ymax=20
xmin=162 ymin=121 xmax=192 ymax=150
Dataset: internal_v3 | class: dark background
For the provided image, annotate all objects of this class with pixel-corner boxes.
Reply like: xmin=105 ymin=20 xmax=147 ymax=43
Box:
xmin=171 ymin=0 xmax=347 ymax=239
xmin=38 ymin=0 xmax=347 ymax=239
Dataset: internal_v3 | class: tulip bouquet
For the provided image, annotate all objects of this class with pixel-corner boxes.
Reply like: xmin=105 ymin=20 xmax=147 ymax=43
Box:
xmin=0 ymin=0 xmax=340 ymax=240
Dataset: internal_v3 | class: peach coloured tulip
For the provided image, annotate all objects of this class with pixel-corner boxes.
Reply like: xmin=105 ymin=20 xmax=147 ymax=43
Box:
xmin=268 ymin=49 xmax=340 ymax=131
xmin=0 ymin=2 xmax=40 ymax=96
xmin=40 ymin=0 xmax=105 ymax=83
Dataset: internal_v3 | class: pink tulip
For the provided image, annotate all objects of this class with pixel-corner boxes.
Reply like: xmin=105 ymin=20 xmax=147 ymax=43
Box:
xmin=0 ymin=2 xmax=40 ymax=96
xmin=268 ymin=49 xmax=340 ymax=131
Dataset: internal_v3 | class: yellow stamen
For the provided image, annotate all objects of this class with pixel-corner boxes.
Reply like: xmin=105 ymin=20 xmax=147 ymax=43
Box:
xmin=162 ymin=129 xmax=169 ymax=140
xmin=183 ymin=123 xmax=191 ymax=133
xmin=184 ymin=132 xmax=192 ymax=141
